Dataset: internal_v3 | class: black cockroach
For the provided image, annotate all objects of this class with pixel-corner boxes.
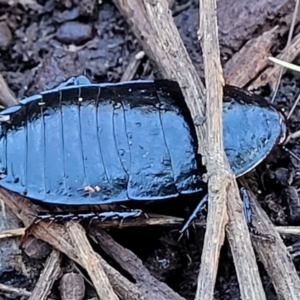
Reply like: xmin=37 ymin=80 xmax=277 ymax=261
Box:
xmin=0 ymin=75 xmax=288 ymax=232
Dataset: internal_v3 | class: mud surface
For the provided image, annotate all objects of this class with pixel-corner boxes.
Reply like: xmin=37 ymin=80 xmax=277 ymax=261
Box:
xmin=0 ymin=1 xmax=300 ymax=299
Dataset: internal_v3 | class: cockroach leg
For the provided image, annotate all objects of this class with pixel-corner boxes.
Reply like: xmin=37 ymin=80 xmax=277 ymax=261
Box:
xmin=33 ymin=209 xmax=143 ymax=224
xmin=239 ymin=188 xmax=276 ymax=242
xmin=240 ymin=187 xmax=252 ymax=225
xmin=178 ymin=194 xmax=209 ymax=237
xmin=179 ymin=188 xmax=254 ymax=238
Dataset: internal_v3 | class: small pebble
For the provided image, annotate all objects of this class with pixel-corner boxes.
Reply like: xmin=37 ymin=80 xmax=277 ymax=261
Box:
xmin=284 ymin=186 xmax=300 ymax=222
xmin=23 ymin=236 xmax=52 ymax=259
xmin=56 ymin=22 xmax=93 ymax=45
xmin=59 ymin=273 xmax=85 ymax=300
xmin=78 ymin=0 xmax=97 ymax=17
xmin=0 ymin=23 xmax=12 ymax=51
xmin=275 ymin=167 xmax=291 ymax=186
xmin=54 ymin=8 xmax=80 ymax=23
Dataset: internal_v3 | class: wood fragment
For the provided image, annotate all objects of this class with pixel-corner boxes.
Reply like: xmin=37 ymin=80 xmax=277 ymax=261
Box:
xmin=0 ymin=282 xmax=31 ymax=297
xmin=225 ymin=183 xmax=266 ymax=299
xmin=196 ymin=1 xmax=266 ymax=299
xmin=0 ymin=73 xmax=18 ymax=106
xmin=67 ymin=221 xmax=118 ymax=300
xmin=196 ymin=0 xmax=227 ymax=297
xmin=0 ymin=227 xmax=25 ymax=239
xmin=91 ymin=213 xmax=206 ymax=229
xmin=89 ymin=229 xmax=185 ymax=300
xmin=239 ymin=178 xmax=300 ymax=299
xmin=276 ymin=226 xmax=300 ymax=235
xmin=224 ymin=26 xmax=279 ymax=87
xmin=249 ymin=32 xmax=300 ymax=91
xmin=93 ymin=253 xmax=145 ymax=300
xmin=121 ymin=50 xmax=145 ymax=81
xmin=28 ymin=249 xmax=63 ymax=300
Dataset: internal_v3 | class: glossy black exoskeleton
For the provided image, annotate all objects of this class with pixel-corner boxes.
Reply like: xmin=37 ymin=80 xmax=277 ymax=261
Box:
xmin=0 ymin=76 xmax=287 ymax=231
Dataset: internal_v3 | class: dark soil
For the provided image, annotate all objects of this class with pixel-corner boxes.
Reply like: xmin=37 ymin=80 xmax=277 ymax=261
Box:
xmin=1 ymin=0 xmax=300 ymax=299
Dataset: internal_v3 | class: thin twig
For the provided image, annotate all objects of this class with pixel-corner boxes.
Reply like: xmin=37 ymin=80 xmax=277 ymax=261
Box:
xmin=276 ymin=226 xmax=300 ymax=235
xmin=195 ymin=0 xmax=228 ymax=297
xmin=121 ymin=50 xmax=145 ymax=82
xmin=196 ymin=1 xmax=266 ymax=299
xmin=28 ymin=249 xmax=63 ymax=300
xmin=67 ymin=221 xmax=118 ymax=300
xmin=89 ymin=229 xmax=185 ymax=300
xmin=0 ymin=228 xmax=25 ymax=238
xmin=224 ymin=26 xmax=278 ymax=87
xmin=0 ymin=283 xmax=31 ymax=298
xmin=287 ymin=92 xmax=300 ymax=120
xmin=0 ymin=73 xmax=18 ymax=106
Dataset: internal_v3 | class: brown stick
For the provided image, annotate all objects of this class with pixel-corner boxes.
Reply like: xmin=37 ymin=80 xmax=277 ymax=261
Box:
xmin=224 ymin=26 xmax=279 ymax=87
xmin=196 ymin=1 xmax=266 ymax=299
xmin=196 ymin=0 xmax=228 ymax=297
xmin=0 ymin=283 xmax=31 ymax=297
xmin=0 ymin=228 xmax=25 ymax=238
xmin=249 ymin=32 xmax=300 ymax=90
xmin=67 ymin=221 xmax=118 ymax=300
xmin=0 ymin=73 xmax=18 ymax=106
xmin=94 ymin=253 xmax=145 ymax=300
xmin=28 ymin=249 xmax=63 ymax=300
xmin=121 ymin=50 xmax=145 ymax=81
xmin=276 ymin=226 xmax=300 ymax=235
xmin=89 ymin=229 xmax=185 ymax=300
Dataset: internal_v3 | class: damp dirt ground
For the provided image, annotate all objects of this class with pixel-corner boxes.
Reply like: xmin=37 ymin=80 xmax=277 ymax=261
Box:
xmin=1 ymin=1 xmax=300 ymax=299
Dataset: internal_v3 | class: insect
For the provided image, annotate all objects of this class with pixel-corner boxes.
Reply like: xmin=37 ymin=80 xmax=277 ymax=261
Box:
xmin=0 ymin=75 xmax=287 ymax=231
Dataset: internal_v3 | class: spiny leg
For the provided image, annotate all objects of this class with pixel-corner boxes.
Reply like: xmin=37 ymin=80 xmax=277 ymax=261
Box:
xmin=239 ymin=187 xmax=252 ymax=225
xmin=240 ymin=188 xmax=275 ymax=242
xmin=179 ymin=194 xmax=208 ymax=237
xmin=33 ymin=209 xmax=143 ymax=224
xmin=20 ymin=209 xmax=144 ymax=249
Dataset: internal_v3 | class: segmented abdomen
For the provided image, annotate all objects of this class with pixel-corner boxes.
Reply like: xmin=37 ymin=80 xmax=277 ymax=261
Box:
xmin=0 ymin=80 xmax=205 ymax=205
